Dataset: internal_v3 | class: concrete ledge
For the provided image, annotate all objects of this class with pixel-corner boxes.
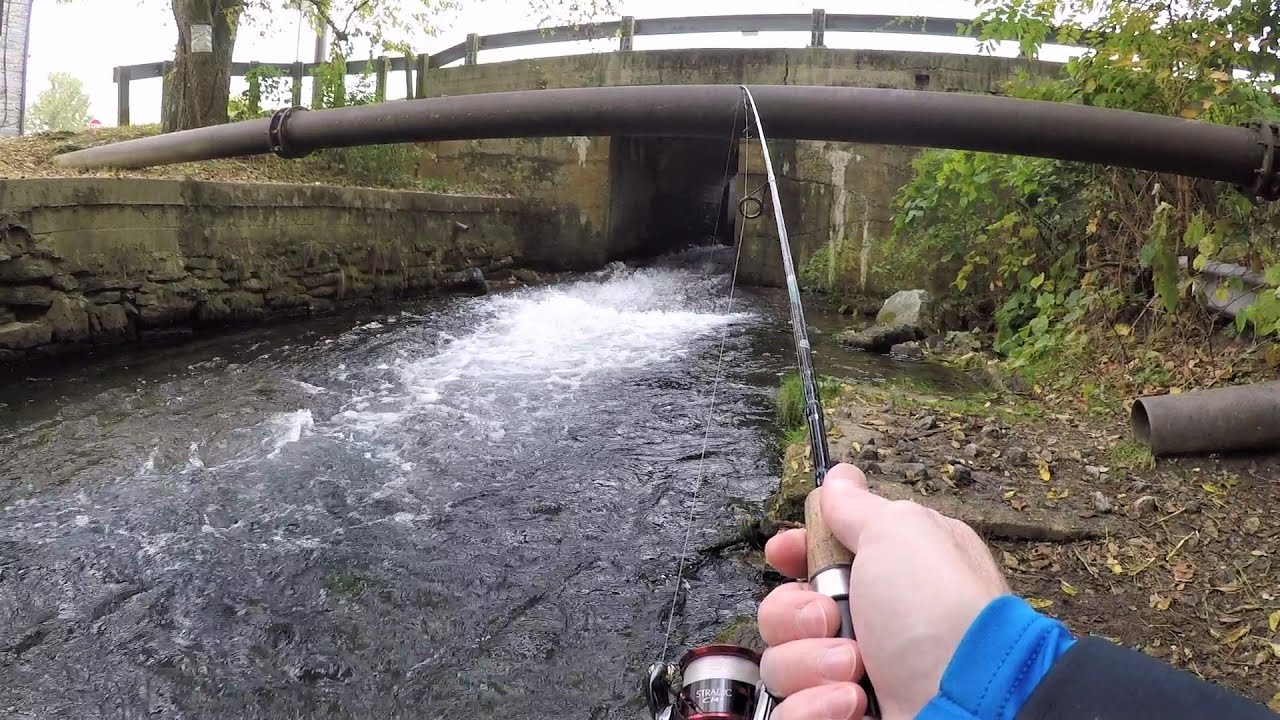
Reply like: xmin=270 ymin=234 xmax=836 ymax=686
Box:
xmin=0 ymin=178 xmax=588 ymax=367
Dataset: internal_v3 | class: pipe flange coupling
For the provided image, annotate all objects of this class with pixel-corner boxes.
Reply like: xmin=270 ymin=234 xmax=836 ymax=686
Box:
xmin=269 ymin=106 xmax=311 ymax=160
xmin=1243 ymin=119 xmax=1279 ymax=202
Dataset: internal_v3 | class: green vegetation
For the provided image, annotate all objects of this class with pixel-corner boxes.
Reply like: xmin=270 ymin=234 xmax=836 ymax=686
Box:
xmin=1109 ymin=439 xmax=1156 ymax=471
xmin=776 ymin=372 xmax=845 ymax=430
xmin=28 ymin=72 xmax=91 ymax=132
xmin=877 ymin=0 xmax=1280 ymax=381
xmin=891 ymin=385 xmax=1045 ymax=424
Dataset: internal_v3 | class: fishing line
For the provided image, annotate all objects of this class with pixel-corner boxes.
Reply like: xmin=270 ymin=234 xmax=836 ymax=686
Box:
xmin=658 ymin=101 xmax=752 ymax=663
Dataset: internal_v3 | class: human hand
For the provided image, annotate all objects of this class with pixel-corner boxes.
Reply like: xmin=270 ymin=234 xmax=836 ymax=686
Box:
xmin=756 ymin=463 xmax=1010 ymax=720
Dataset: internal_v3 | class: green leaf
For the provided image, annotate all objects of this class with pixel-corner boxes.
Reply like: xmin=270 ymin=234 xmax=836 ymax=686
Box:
xmin=1029 ymin=272 xmax=1046 ymax=289
xmin=1266 ymin=265 xmax=1280 ymax=287
xmin=1139 ymin=243 xmax=1157 ymax=269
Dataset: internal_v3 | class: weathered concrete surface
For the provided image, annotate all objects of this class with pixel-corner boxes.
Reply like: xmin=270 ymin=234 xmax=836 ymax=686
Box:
xmin=0 ymin=178 xmax=588 ymax=364
xmin=417 ymin=48 xmax=1059 ymax=289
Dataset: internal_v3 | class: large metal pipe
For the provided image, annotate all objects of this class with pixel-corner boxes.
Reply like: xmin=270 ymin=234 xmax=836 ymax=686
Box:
xmin=53 ymin=85 xmax=1278 ymax=197
xmin=1131 ymin=382 xmax=1280 ymax=456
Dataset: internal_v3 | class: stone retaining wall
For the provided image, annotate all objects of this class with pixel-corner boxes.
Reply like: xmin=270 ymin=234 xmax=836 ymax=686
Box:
xmin=0 ymin=178 xmax=588 ymax=364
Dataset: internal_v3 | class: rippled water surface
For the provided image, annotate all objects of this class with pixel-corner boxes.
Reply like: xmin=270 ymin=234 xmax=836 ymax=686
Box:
xmin=0 ymin=250 xmax=771 ymax=719
xmin=0 ymin=248 xmax=938 ymax=719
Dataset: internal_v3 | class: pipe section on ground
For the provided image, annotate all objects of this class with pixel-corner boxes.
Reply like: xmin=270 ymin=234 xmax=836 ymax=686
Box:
xmin=53 ymin=85 xmax=1279 ymax=198
xmin=1131 ymin=382 xmax=1280 ymax=456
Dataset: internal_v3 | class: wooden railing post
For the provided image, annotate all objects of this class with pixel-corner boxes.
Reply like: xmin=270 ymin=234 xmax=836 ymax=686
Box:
xmin=290 ymin=61 xmax=304 ymax=107
xmin=415 ymin=53 xmax=429 ymax=98
xmin=374 ymin=56 xmax=389 ymax=102
xmin=619 ymin=16 xmax=635 ymax=51
xmin=115 ymin=66 xmax=131 ymax=127
xmin=158 ymin=61 xmax=173 ymax=126
xmin=465 ymin=33 xmax=480 ymax=65
xmin=404 ymin=51 xmax=417 ymax=99
xmin=811 ymin=9 xmax=827 ymax=48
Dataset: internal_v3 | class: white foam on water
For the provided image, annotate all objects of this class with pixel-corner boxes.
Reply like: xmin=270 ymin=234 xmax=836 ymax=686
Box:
xmin=287 ymin=379 xmax=329 ymax=395
xmin=264 ymin=410 xmax=315 ymax=458
xmin=331 ymin=266 xmax=752 ymax=433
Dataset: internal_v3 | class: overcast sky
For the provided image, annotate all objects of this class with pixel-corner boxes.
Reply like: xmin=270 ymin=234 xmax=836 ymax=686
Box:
xmin=25 ymin=0 xmax=1077 ymax=126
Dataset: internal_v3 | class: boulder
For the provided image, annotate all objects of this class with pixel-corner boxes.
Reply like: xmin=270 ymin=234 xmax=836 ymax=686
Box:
xmin=0 ymin=321 xmax=52 ymax=350
xmin=45 ymin=295 xmax=90 ymax=341
xmin=513 ymin=268 xmax=541 ymax=284
xmin=136 ymin=287 xmax=196 ymax=327
xmin=876 ymin=289 xmax=936 ymax=330
xmin=0 ymin=256 xmax=58 ymax=282
xmin=446 ymin=267 xmax=488 ymax=296
xmin=0 ymin=284 xmax=60 ymax=307
xmin=837 ymin=324 xmax=923 ymax=352
xmin=88 ymin=303 xmax=130 ymax=339
xmin=889 ymin=341 xmax=925 ymax=360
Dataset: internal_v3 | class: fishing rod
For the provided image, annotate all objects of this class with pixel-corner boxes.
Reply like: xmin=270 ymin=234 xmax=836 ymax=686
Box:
xmin=644 ymin=86 xmax=879 ymax=720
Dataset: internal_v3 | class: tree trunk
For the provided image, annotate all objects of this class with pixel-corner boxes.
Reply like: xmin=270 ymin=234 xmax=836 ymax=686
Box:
xmin=162 ymin=0 xmax=241 ymax=132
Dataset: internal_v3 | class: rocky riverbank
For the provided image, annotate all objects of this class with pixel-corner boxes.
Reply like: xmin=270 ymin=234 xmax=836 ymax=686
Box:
xmin=747 ymin=366 xmax=1280 ymax=708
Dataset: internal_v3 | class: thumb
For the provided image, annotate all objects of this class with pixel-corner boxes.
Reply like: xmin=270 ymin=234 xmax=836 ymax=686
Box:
xmin=820 ymin=463 xmax=892 ymax=554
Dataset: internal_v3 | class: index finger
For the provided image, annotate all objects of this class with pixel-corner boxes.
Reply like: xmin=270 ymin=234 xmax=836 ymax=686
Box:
xmin=765 ymin=528 xmax=808 ymax=579
xmin=819 ymin=463 xmax=891 ymax=554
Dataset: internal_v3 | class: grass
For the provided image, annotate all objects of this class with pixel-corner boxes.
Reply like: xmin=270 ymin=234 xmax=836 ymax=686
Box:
xmin=776 ymin=372 xmax=846 ymax=430
xmin=1109 ymin=439 xmax=1156 ymax=470
xmin=783 ymin=425 xmax=810 ymax=448
xmin=0 ymin=126 xmax=506 ymax=195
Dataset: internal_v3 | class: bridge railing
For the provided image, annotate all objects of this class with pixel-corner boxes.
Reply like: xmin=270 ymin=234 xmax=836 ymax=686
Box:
xmin=113 ymin=9 xmax=988 ymax=127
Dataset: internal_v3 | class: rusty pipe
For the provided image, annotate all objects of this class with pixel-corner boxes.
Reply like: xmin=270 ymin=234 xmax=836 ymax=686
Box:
xmin=1131 ymin=382 xmax=1280 ymax=456
xmin=52 ymin=85 xmax=1279 ymax=198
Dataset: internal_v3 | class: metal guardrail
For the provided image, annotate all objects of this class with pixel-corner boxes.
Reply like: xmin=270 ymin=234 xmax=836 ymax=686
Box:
xmin=113 ymin=10 xmax=986 ymax=126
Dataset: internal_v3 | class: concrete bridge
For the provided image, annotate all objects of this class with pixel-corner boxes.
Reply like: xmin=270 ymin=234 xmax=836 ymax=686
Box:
xmin=416 ymin=47 xmax=1057 ymax=289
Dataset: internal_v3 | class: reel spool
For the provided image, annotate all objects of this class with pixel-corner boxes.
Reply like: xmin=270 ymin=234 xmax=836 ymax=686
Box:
xmin=645 ymin=644 xmax=763 ymax=720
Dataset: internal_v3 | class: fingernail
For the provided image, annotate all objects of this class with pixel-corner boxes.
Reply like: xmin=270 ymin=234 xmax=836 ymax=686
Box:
xmin=797 ymin=601 xmax=828 ymax=637
xmin=822 ymin=685 xmax=860 ymax=720
xmin=819 ymin=645 xmax=857 ymax=681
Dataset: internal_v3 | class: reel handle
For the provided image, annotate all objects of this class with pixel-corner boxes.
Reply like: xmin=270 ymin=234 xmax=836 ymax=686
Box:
xmin=805 ymin=488 xmax=881 ymax=719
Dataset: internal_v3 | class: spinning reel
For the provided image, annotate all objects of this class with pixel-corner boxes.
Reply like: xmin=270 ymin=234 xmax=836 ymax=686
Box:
xmin=644 ymin=645 xmax=776 ymax=720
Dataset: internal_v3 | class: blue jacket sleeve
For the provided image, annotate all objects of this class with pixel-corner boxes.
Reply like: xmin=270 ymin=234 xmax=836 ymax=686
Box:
xmin=916 ymin=595 xmax=1075 ymax=720
xmin=915 ymin=594 xmax=1279 ymax=720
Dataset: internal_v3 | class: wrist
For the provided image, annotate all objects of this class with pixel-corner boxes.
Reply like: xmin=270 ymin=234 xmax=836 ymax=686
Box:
xmin=916 ymin=595 xmax=1076 ymax=720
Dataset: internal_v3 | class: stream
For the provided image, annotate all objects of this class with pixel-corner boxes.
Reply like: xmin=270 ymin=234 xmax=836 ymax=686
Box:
xmin=0 ymin=247 xmax=938 ymax=720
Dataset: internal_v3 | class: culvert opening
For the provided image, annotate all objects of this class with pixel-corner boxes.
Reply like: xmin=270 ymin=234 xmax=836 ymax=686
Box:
xmin=607 ymin=136 xmax=740 ymax=262
xmin=1131 ymin=399 xmax=1152 ymax=444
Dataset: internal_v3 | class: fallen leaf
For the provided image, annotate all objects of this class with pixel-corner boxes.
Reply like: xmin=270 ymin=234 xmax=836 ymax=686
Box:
xmin=1106 ymin=557 xmax=1124 ymax=575
xmin=1027 ymin=597 xmax=1054 ymax=610
xmin=1002 ymin=551 xmax=1022 ymax=570
xmin=1046 ymin=488 xmax=1070 ymax=501
xmin=1011 ymin=498 xmax=1029 ymax=511
xmin=1003 ymin=490 xmax=1017 ymax=500
xmin=1221 ymin=625 xmax=1250 ymax=645
xmin=1037 ymin=459 xmax=1052 ymax=483
xmin=1061 ymin=580 xmax=1078 ymax=596
xmin=1270 ymin=609 xmax=1280 ymax=634
xmin=1270 ymin=643 xmax=1280 ymax=660
xmin=1171 ymin=563 xmax=1195 ymax=583
xmin=1150 ymin=592 xmax=1171 ymax=611
xmin=1201 ymin=483 xmax=1224 ymax=495
xmin=1269 ymin=692 xmax=1280 ymax=713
